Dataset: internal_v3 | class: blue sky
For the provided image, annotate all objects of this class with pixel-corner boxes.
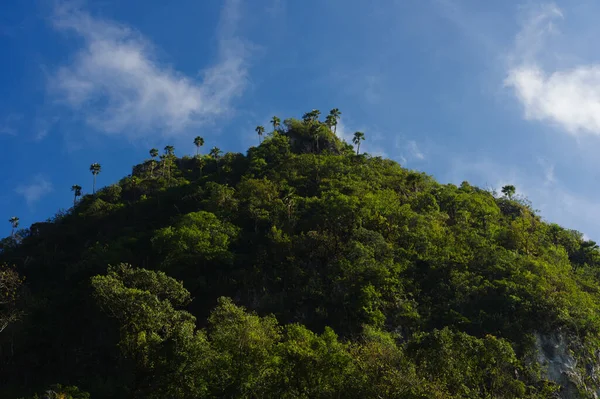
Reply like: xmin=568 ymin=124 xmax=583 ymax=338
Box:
xmin=2 ymin=0 xmax=600 ymax=240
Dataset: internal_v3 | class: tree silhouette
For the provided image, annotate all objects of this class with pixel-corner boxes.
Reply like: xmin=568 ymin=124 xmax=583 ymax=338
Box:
xmin=209 ymin=147 xmax=223 ymax=175
xmin=89 ymin=163 xmax=102 ymax=194
xmin=255 ymin=126 xmax=265 ymax=144
xmin=8 ymin=216 xmax=19 ymax=237
xmin=149 ymin=148 xmax=159 ymax=178
xmin=71 ymin=185 xmax=82 ymax=206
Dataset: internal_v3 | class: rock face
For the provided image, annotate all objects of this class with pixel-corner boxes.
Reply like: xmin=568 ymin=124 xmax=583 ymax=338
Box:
xmin=534 ymin=331 xmax=599 ymax=398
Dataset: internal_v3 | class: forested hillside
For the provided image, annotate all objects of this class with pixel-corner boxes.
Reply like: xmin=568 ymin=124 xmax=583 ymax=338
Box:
xmin=2 ymin=110 xmax=600 ymax=398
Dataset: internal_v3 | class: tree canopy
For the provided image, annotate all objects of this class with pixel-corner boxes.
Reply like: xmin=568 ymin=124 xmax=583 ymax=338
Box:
xmin=1 ymin=110 xmax=599 ymax=398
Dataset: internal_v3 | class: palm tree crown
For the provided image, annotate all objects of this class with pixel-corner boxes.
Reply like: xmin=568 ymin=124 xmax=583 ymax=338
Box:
xmin=164 ymin=145 xmax=175 ymax=156
xmin=270 ymin=116 xmax=281 ymax=131
xmin=193 ymin=136 xmax=204 ymax=156
xmin=255 ymin=125 xmax=265 ymax=144
xmin=329 ymin=108 xmax=341 ymax=133
xmin=71 ymin=184 xmax=82 ymax=206
xmin=9 ymin=216 xmax=19 ymax=236
xmin=90 ymin=163 xmax=102 ymax=194
xmin=150 ymin=148 xmax=159 ymax=158
xmin=209 ymin=147 xmax=222 ymax=159
xmin=303 ymin=109 xmax=321 ymax=124
xmin=352 ymin=131 xmax=365 ymax=155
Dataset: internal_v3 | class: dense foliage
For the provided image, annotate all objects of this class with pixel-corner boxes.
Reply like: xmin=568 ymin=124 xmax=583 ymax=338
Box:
xmin=1 ymin=112 xmax=600 ymax=398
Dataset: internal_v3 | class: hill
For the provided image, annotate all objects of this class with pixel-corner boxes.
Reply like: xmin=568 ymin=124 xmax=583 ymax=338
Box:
xmin=1 ymin=110 xmax=600 ymax=398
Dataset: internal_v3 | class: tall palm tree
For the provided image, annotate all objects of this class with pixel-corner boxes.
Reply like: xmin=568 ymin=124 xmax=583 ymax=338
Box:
xmin=193 ymin=136 xmax=204 ymax=156
xmin=89 ymin=163 xmax=102 ymax=194
xmin=325 ymin=114 xmax=336 ymax=131
xmin=8 ymin=216 xmax=19 ymax=237
xmin=329 ymin=108 xmax=341 ymax=133
xmin=270 ymin=116 xmax=281 ymax=132
xmin=164 ymin=145 xmax=175 ymax=156
xmin=209 ymin=147 xmax=223 ymax=174
xmin=352 ymin=131 xmax=365 ymax=155
xmin=71 ymin=184 xmax=82 ymax=206
xmin=209 ymin=147 xmax=222 ymax=160
xmin=149 ymin=148 xmax=159 ymax=178
xmin=164 ymin=146 xmax=175 ymax=182
xmin=255 ymin=125 xmax=265 ymax=144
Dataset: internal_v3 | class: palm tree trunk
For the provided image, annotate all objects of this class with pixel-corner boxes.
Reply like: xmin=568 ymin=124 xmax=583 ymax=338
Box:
xmin=357 ymin=143 xmax=360 ymax=155
xmin=93 ymin=175 xmax=96 ymax=194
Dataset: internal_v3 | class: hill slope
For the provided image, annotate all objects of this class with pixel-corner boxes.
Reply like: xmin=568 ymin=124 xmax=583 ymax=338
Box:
xmin=1 ymin=114 xmax=600 ymax=398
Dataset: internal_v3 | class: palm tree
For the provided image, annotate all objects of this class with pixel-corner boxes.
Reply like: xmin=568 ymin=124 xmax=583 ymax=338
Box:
xmin=255 ymin=125 xmax=265 ymax=144
xmin=209 ymin=147 xmax=222 ymax=160
xmin=149 ymin=148 xmax=159 ymax=178
xmin=329 ymin=108 xmax=341 ymax=133
xmin=352 ymin=131 xmax=365 ymax=155
xmin=164 ymin=146 xmax=175 ymax=182
xmin=193 ymin=136 xmax=204 ymax=156
xmin=270 ymin=116 xmax=281 ymax=132
xmin=8 ymin=216 xmax=19 ymax=237
xmin=325 ymin=114 xmax=336 ymax=130
xmin=89 ymin=163 xmax=102 ymax=194
xmin=302 ymin=109 xmax=321 ymax=124
xmin=71 ymin=185 xmax=82 ymax=206
xmin=164 ymin=145 xmax=175 ymax=156
xmin=209 ymin=147 xmax=223 ymax=174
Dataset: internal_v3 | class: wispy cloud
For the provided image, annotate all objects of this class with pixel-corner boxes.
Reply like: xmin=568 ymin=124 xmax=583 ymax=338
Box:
xmin=15 ymin=175 xmax=53 ymax=207
xmin=504 ymin=3 xmax=600 ymax=136
xmin=49 ymin=0 xmax=251 ymax=139
xmin=0 ymin=113 xmax=23 ymax=136
xmin=394 ymin=137 xmax=426 ymax=166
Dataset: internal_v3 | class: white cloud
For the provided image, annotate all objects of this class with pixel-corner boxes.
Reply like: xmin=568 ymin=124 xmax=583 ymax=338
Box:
xmin=394 ymin=137 xmax=425 ymax=165
xmin=505 ymin=4 xmax=600 ymax=136
xmin=49 ymin=0 xmax=250 ymax=138
xmin=15 ymin=176 xmax=53 ymax=207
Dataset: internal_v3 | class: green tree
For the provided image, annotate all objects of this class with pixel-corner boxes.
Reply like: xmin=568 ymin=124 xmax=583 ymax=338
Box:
xmin=8 ymin=216 xmax=19 ymax=237
xmin=91 ymin=264 xmax=212 ymax=398
xmin=164 ymin=145 xmax=175 ymax=156
xmin=255 ymin=125 xmax=265 ymax=144
xmin=149 ymin=148 xmax=159 ymax=178
xmin=89 ymin=163 xmax=101 ymax=194
xmin=0 ymin=264 xmax=23 ymax=333
xmin=329 ymin=107 xmax=341 ymax=133
xmin=352 ymin=131 xmax=365 ymax=155
xmin=71 ymin=184 xmax=82 ymax=206
xmin=270 ymin=116 xmax=281 ymax=131
xmin=302 ymin=109 xmax=321 ymax=124
xmin=193 ymin=136 xmax=204 ymax=156
xmin=325 ymin=114 xmax=336 ymax=130
xmin=210 ymin=147 xmax=223 ymax=174
xmin=501 ymin=185 xmax=516 ymax=200
xmin=163 ymin=146 xmax=175 ymax=182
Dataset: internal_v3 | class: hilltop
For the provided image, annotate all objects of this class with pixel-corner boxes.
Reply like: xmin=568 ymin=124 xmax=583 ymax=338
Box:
xmin=1 ymin=110 xmax=600 ymax=398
